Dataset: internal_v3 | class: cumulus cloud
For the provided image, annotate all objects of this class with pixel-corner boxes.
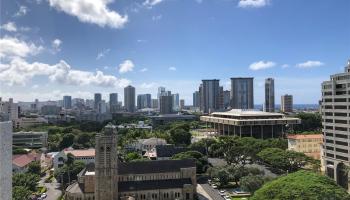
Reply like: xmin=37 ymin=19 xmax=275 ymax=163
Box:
xmin=140 ymin=68 xmax=148 ymax=72
xmin=0 ymin=36 xmax=43 ymax=60
xmin=296 ymin=60 xmax=324 ymax=68
xmin=51 ymin=38 xmax=62 ymax=53
xmin=118 ymin=60 xmax=134 ymax=73
xmin=96 ymin=49 xmax=110 ymax=60
xmin=143 ymin=0 xmax=163 ymax=8
xmin=249 ymin=60 xmax=276 ymax=70
xmin=238 ymin=0 xmax=269 ymax=8
xmin=168 ymin=67 xmax=176 ymax=71
xmin=1 ymin=22 xmax=17 ymax=32
xmin=14 ymin=6 xmax=28 ymax=17
xmin=48 ymin=0 xmax=128 ymax=29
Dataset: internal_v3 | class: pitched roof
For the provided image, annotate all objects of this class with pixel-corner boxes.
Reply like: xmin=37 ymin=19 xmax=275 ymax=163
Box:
xmin=64 ymin=149 xmax=95 ymax=157
xmin=287 ymin=134 xmax=323 ymax=140
xmin=12 ymin=153 xmax=40 ymax=168
xmin=155 ymin=145 xmax=206 ymax=158
xmin=118 ymin=178 xmax=192 ymax=192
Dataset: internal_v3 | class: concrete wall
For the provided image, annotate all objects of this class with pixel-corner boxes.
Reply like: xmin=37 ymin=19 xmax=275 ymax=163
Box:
xmin=0 ymin=121 xmax=12 ymax=200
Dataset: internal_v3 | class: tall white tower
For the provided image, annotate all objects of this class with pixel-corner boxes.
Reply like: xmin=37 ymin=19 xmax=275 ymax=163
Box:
xmin=0 ymin=121 xmax=12 ymax=200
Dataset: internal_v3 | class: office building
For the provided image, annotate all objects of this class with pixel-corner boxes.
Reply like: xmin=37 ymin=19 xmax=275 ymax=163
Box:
xmin=0 ymin=121 xmax=12 ymax=200
xmin=124 ymin=85 xmax=136 ymax=113
xmin=160 ymin=95 xmax=173 ymax=114
xmin=200 ymin=109 xmax=300 ymax=138
xmin=264 ymin=78 xmax=275 ymax=112
xmin=13 ymin=131 xmax=48 ymax=148
xmin=172 ymin=93 xmax=180 ymax=111
xmin=65 ymin=124 xmax=197 ymax=200
xmin=157 ymin=87 xmax=166 ymax=108
xmin=180 ymin=99 xmax=185 ymax=110
xmin=94 ymin=93 xmax=102 ymax=111
xmin=137 ymin=94 xmax=152 ymax=109
xmin=0 ymin=98 xmax=19 ymax=121
xmin=230 ymin=77 xmax=254 ymax=109
xmin=281 ymin=94 xmax=293 ymax=112
xmin=193 ymin=91 xmax=200 ymax=108
xmin=200 ymin=79 xmax=221 ymax=113
xmin=223 ymin=90 xmax=230 ymax=109
xmin=41 ymin=105 xmax=62 ymax=115
xmin=151 ymin=99 xmax=158 ymax=109
xmin=109 ymin=93 xmax=119 ymax=113
xmin=322 ymin=59 xmax=350 ymax=191
xmin=63 ymin=95 xmax=72 ymax=109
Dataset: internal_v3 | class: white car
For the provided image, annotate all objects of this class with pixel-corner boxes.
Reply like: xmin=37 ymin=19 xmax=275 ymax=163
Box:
xmin=219 ymin=190 xmax=226 ymax=196
xmin=41 ymin=193 xmax=47 ymax=199
xmin=211 ymin=184 xmax=218 ymax=189
xmin=224 ymin=195 xmax=231 ymax=200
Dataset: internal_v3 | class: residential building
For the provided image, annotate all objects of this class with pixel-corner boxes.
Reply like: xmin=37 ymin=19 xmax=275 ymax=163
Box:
xmin=160 ymin=95 xmax=173 ymax=114
xmin=151 ymin=99 xmax=158 ymax=109
xmin=13 ymin=131 xmax=48 ymax=148
xmin=281 ymin=94 xmax=293 ymax=112
xmin=287 ymin=134 xmax=323 ymax=160
xmin=94 ymin=93 xmax=102 ymax=111
xmin=63 ymin=95 xmax=72 ymax=109
xmin=12 ymin=152 xmax=41 ymax=173
xmin=200 ymin=79 xmax=221 ymax=113
xmin=180 ymin=99 xmax=185 ymax=110
xmin=137 ymin=94 xmax=152 ymax=109
xmin=200 ymin=109 xmax=300 ymax=138
xmin=157 ymin=87 xmax=166 ymax=108
xmin=223 ymin=90 xmax=230 ymax=109
xmin=322 ymin=59 xmax=350 ymax=191
xmin=65 ymin=124 xmax=196 ymax=200
xmin=0 ymin=121 xmax=12 ymax=200
xmin=109 ymin=93 xmax=119 ymax=113
xmin=0 ymin=98 xmax=19 ymax=121
xmin=193 ymin=91 xmax=200 ymax=108
xmin=124 ymin=85 xmax=136 ymax=113
xmin=230 ymin=77 xmax=254 ymax=109
xmin=264 ymin=78 xmax=275 ymax=112
xmin=172 ymin=93 xmax=180 ymax=111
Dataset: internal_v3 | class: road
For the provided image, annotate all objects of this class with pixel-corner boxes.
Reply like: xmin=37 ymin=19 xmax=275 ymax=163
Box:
xmin=39 ymin=174 xmax=62 ymax=200
xmin=199 ymin=184 xmax=225 ymax=200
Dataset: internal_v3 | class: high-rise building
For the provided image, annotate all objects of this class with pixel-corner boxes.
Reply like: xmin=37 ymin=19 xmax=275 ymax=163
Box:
xmin=124 ymin=85 xmax=135 ymax=113
xmin=151 ymin=99 xmax=158 ymax=109
xmin=157 ymin=87 xmax=166 ymax=108
xmin=281 ymin=94 xmax=293 ymax=113
xmin=180 ymin=99 xmax=185 ymax=110
xmin=95 ymin=124 xmax=118 ymax=200
xmin=94 ymin=93 xmax=102 ymax=110
xmin=109 ymin=93 xmax=118 ymax=113
xmin=193 ymin=91 xmax=200 ymax=107
xmin=200 ymin=79 xmax=221 ymax=113
xmin=63 ymin=95 xmax=72 ymax=109
xmin=0 ymin=121 xmax=12 ymax=200
xmin=322 ymin=60 xmax=350 ymax=190
xmin=172 ymin=93 xmax=180 ymax=111
xmin=223 ymin=90 xmax=231 ymax=109
xmin=230 ymin=77 xmax=254 ymax=109
xmin=160 ymin=95 xmax=173 ymax=114
xmin=264 ymin=78 xmax=275 ymax=112
xmin=137 ymin=94 xmax=152 ymax=109
xmin=0 ymin=98 xmax=19 ymax=121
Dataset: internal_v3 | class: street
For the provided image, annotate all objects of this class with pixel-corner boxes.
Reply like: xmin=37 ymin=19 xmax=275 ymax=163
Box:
xmin=39 ymin=174 xmax=62 ymax=200
xmin=199 ymin=184 xmax=225 ymax=200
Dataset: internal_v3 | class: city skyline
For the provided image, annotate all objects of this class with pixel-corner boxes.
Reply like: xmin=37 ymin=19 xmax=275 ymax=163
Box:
xmin=1 ymin=0 xmax=350 ymax=104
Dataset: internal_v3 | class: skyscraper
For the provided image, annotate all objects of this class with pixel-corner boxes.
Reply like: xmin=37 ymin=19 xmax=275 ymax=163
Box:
xmin=0 ymin=121 xmax=12 ymax=200
xmin=63 ymin=95 xmax=72 ymax=109
xmin=95 ymin=124 xmax=118 ymax=200
xmin=264 ymin=78 xmax=275 ymax=112
xmin=137 ymin=94 xmax=152 ymax=109
xmin=230 ymin=77 xmax=254 ymax=109
xmin=322 ymin=60 xmax=350 ymax=191
xmin=223 ymin=90 xmax=231 ymax=109
xmin=172 ymin=93 xmax=180 ymax=111
xmin=151 ymin=99 xmax=158 ymax=109
xmin=193 ymin=91 xmax=200 ymax=107
xmin=94 ymin=93 xmax=102 ymax=111
xmin=157 ymin=87 xmax=166 ymax=108
xmin=160 ymin=95 xmax=173 ymax=114
xmin=281 ymin=94 xmax=293 ymax=112
xmin=201 ymin=79 xmax=221 ymax=113
xmin=124 ymin=85 xmax=135 ymax=113
xmin=180 ymin=99 xmax=185 ymax=110
xmin=109 ymin=93 xmax=118 ymax=113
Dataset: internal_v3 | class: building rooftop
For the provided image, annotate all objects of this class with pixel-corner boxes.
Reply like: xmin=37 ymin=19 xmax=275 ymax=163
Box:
xmin=119 ymin=178 xmax=192 ymax=192
xmin=64 ymin=149 xmax=95 ymax=157
xmin=287 ymin=134 xmax=323 ymax=140
xmin=12 ymin=153 xmax=40 ymax=168
xmin=211 ymin=109 xmax=284 ymax=117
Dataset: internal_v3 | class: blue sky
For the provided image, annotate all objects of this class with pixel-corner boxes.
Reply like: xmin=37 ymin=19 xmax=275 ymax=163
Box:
xmin=1 ymin=0 xmax=349 ymax=104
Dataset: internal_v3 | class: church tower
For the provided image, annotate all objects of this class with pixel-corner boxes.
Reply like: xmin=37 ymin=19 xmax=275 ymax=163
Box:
xmin=95 ymin=124 xmax=118 ymax=200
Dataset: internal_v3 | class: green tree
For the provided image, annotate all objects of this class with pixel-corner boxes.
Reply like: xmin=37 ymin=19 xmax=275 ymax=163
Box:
xmin=240 ymin=175 xmax=265 ymax=193
xmin=294 ymin=112 xmax=322 ymax=132
xmin=13 ymin=173 xmax=40 ymax=192
xmin=251 ymin=170 xmax=350 ymax=200
xmin=13 ymin=186 xmax=32 ymax=200
xmin=54 ymin=161 xmax=85 ymax=186
xmin=125 ymin=152 xmax=142 ymax=162
xmin=169 ymin=128 xmax=191 ymax=145
xmin=59 ymin=133 xmax=75 ymax=149
xmin=27 ymin=161 xmax=41 ymax=175
xmin=172 ymin=151 xmax=209 ymax=173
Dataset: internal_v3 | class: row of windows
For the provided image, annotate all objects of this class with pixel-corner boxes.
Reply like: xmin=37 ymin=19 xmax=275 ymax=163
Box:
xmin=119 ymin=173 xmax=180 ymax=182
xmin=324 ymin=126 xmax=348 ymax=131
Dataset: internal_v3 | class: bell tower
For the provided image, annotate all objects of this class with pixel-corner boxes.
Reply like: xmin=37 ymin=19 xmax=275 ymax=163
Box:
xmin=95 ymin=124 xmax=118 ymax=200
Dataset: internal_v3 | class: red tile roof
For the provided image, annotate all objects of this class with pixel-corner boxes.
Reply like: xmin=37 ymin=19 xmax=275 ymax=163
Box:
xmin=287 ymin=134 xmax=323 ymax=140
xmin=12 ymin=153 xmax=40 ymax=168
xmin=64 ymin=149 xmax=95 ymax=157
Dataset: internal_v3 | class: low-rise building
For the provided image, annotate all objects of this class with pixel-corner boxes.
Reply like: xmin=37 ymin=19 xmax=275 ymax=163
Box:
xmin=150 ymin=114 xmax=197 ymax=127
xmin=13 ymin=117 xmax=48 ymax=129
xmin=52 ymin=149 xmax=95 ymax=170
xmin=200 ymin=109 xmax=300 ymax=139
xmin=287 ymin=134 xmax=323 ymax=160
xmin=13 ymin=131 xmax=48 ymax=148
xmin=12 ymin=152 xmax=41 ymax=173
xmin=125 ymin=138 xmax=167 ymax=154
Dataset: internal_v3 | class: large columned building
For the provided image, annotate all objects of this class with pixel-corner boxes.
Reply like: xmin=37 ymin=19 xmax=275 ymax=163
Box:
xmin=322 ymin=59 xmax=350 ymax=191
xmin=200 ymin=109 xmax=300 ymax=139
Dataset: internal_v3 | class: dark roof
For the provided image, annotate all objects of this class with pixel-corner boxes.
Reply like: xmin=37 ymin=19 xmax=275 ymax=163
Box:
xmin=118 ymin=178 xmax=192 ymax=192
xmin=118 ymin=159 xmax=195 ymax=174
xmin=155 ymin=145 xmax=206 ymax=158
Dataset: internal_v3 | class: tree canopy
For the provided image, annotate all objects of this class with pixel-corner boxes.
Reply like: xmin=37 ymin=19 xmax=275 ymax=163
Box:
xmin=251 ymin=170 xmax=350 ymax=200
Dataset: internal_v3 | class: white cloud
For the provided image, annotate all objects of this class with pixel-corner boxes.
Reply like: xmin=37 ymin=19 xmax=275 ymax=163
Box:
xmin=51 ymin=38 xmax=62 ymax=53
xmin=31 ymin=84 xmax=39 ymax=89
xmin=96 ymin=49 xmax=110 ymax=60
xmin=140 ymin=82 xmax=156 ymax=89
xmin=249 ymin=60 xmax=276 ymax=70
xmin=168 ymin=67 xmax=177 ymax=71
xmin=281 ymin=64 xmax=289 ymax=69
xmin=296 ymin=60 xmax=324 ymax=68
xmin=118 ymin=60 xmax=135 ymax=74
xmin=0 ymin=36 xmax=43 ymax=60
xmin=48 ymin=0 xmax=128 ymax=29
xmin=152 ymin=14 xmax=162 ymax=21
xmin=1 ymin=22 xmax=17 ymax=32
xmin=0 ymin=57 xmax=131 ymax=87
xmin=14 ymin=6 xmax=28 ymax=17
xmin=143 ymin=0 xmax=163 ymax=8
xmin=140 ymin=68 xmax=148 ymax=72
xmin=238 ymin=0 xmax=269 ymax=8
